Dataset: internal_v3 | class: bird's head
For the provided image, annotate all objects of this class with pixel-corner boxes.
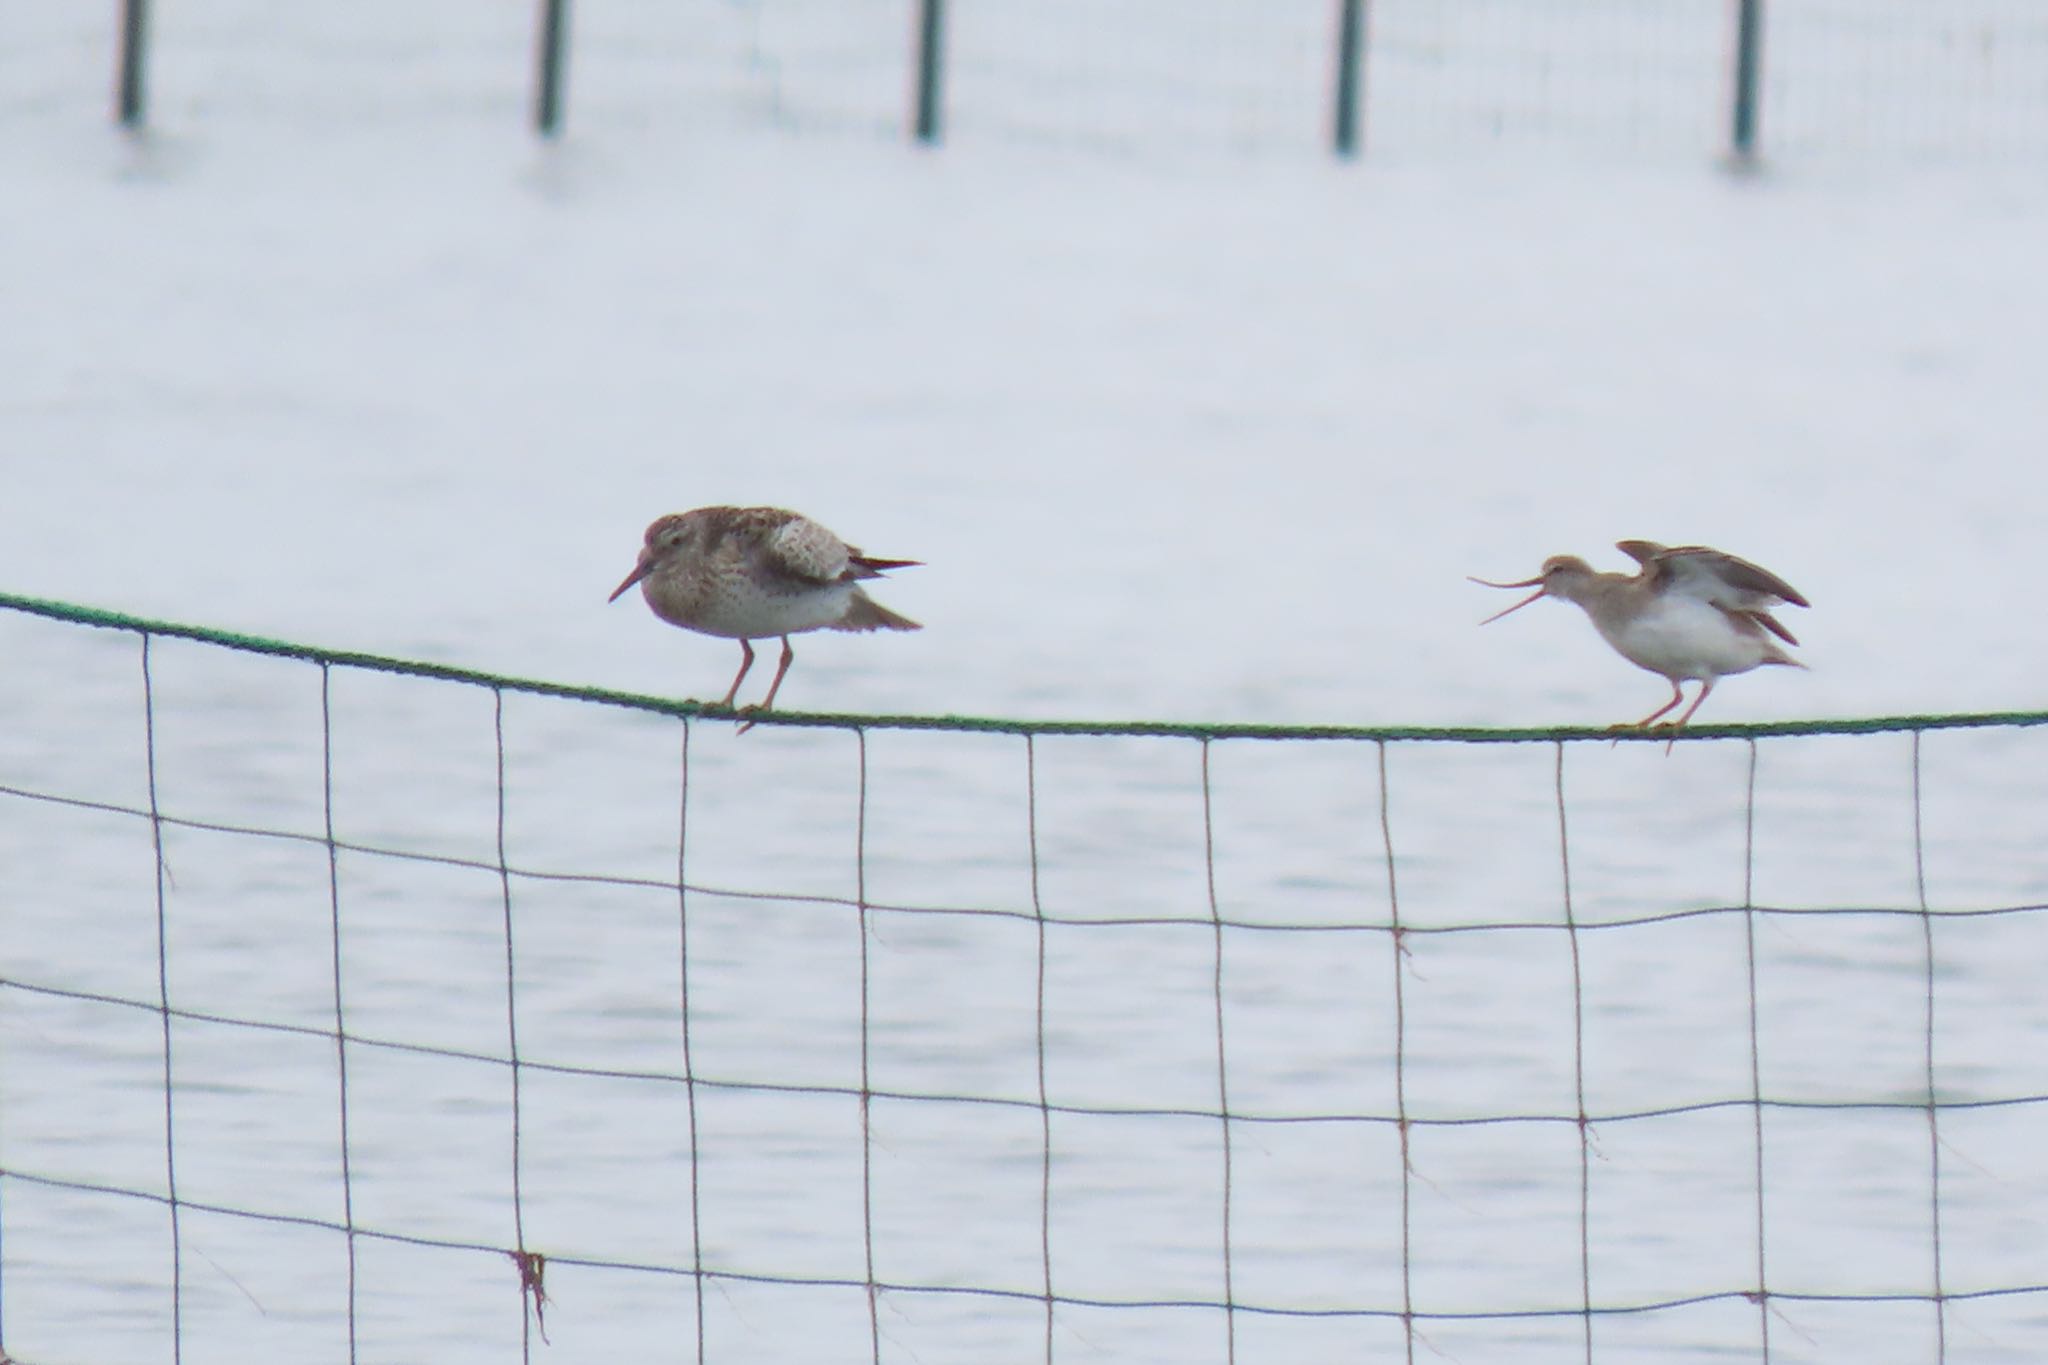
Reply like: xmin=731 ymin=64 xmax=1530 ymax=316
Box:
xmin=608 ymin=514 xmax=695 ymax=603
xmin=1468 ymin=554 xmax=1596 ymax=622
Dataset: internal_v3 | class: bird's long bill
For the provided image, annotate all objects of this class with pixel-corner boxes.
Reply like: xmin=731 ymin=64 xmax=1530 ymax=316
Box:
xmin=607 ymin=556 xmax=653 ymax=603
xmin=1467 ymin=574 xmax=1547 ymax=625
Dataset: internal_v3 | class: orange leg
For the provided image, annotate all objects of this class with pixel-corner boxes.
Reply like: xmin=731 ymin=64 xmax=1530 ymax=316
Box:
xmin=1647 ymin=678 xmax=1717 ymax=755
xmin=1623 ymin=680 xmax=1686 ymax=730
xmin=735 ymin=638 xmax=796 ymax=735
xmin=1669 ymin=678 xmax=1715 ymax=728
xmin=757 ymin=636 xmax=798 ymax=711
xmin=717 ymin=639 xmax=756 ymax=709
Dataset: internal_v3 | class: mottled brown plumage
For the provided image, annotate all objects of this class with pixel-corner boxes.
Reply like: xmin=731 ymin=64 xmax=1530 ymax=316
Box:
xmin=609 ymin=506 xmax=919 ymax=720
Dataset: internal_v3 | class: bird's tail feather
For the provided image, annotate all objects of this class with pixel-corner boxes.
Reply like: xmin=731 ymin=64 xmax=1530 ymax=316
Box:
xmin=848 ymin=555 xmax=921 ymax=580
xmin=836 ymin=589 xmax=920 ymax=632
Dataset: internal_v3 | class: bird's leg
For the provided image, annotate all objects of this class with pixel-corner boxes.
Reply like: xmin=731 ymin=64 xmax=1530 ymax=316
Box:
xmin=1655 ymin=679 xmax=1716 ymax=755
xmin=717 ymin=639 xmax=756 ymax=710
xmin=735 ymin=638 xmax=796 ymax=735
xmin=1669 ymin=678 xmax=1714 ymax=728
xmin=1613 ymin=680 xmax=1685 ymax=732
xmin=758 ymin=637 xmax=798 ymax=712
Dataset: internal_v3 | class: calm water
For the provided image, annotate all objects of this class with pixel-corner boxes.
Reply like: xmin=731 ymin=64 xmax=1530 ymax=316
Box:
xmin=5 ymin=4 xmax=2048 ymax=1362
xmin=5 ymin=616 xmax=2048 ymax=1363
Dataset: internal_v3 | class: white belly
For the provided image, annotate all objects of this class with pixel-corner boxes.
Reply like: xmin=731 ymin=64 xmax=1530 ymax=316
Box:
xmin=1594 ymin=596 xmax=1768 ymax=682
xmin=644 ymin=576 xmax=855 ymax=640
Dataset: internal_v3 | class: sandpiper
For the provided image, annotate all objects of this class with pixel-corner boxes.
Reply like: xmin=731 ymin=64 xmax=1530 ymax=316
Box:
xmin=609 ymin=506 xmax=920 ymax=722
xmin=1472 ymin=540 xmax=1808 ymax=732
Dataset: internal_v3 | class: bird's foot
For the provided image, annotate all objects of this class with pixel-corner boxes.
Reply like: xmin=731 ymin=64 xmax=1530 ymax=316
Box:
xmin=1644 ymin=722 xmax=1688 ymax=755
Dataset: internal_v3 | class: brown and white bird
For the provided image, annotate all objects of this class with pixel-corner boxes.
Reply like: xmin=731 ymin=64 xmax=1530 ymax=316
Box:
xmin=609 ymin=506 xmax=920 ymax=718
xmin=1471 ymin=540 xmax=1808 ymax=731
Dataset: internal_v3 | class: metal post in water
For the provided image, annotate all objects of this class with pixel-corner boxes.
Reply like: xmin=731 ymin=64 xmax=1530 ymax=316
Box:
xmin=117 ymin=0 xmax=150 ymax=128
xmin=535 ymin=0 xmax=572 ymax=138
xmin=1730 ymin=0 xmax=1764 ymax=161
xmin=913 ymin=0 xmax=946 ymax=144
xmin=1332 ymin=0 xmax=1367 ymax=158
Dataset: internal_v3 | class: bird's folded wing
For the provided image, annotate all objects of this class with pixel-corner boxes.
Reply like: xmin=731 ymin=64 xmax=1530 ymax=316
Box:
xmin=765 ymin=514 xmax=855 ymax=583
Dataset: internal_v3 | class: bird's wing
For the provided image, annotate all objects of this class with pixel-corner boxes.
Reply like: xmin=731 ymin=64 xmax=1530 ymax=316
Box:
xmin=760 ymin=512 xmax=854 ymax=584
xmin=1747 ymin=609 xmax=1801 ymax=647
xmin=1647 ymin=545 xmax=1809 ymax=610
xmin=1614 ymin=539 xmax=1668 ymax=567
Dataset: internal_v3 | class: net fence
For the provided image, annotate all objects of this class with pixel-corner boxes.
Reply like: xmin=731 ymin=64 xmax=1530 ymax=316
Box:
xmin=3 ymin=590 xmax=2048 ymax=1363
xmin=13 ymin=0 xmax=2048 ymax=161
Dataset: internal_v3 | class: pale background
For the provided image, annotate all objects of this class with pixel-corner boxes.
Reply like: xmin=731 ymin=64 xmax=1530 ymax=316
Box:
xmin=3 ymin=2 xmax=2047 ymax=1362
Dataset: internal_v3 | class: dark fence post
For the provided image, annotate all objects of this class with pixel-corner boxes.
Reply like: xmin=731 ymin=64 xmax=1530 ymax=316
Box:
xmin=535 ymin=0 xmax=571 ymax=137
xmin=913 ymin=0 xmax=946 ymax=144
xmin=116 ymin=0 xmax=150 ymax=127
xmin=1730 ymin=0 xmax=1764 ymax=161
xmin=1332 ymin=0 xmax=1367 ymax=158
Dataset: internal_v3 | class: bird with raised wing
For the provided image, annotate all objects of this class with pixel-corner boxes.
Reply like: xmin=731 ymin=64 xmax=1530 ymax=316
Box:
xmin=1471 ymin=540 xmax=1808 ymax=732
xmin=609 ymin=506 xmax=920 ymax=722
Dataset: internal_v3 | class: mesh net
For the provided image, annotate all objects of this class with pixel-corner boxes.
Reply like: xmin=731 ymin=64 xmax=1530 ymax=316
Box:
xmin=3 ymin=592 xmax=2048 ymax=1363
